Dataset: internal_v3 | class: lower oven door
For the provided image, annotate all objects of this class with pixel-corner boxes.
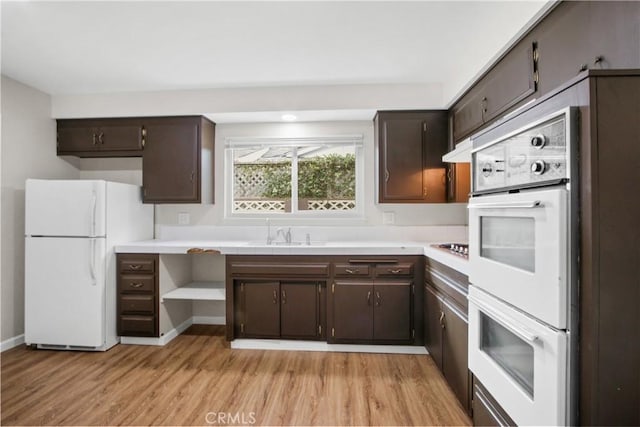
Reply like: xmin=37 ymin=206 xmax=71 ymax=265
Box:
xmin=468 ymin=187 xmax=569 ymax=329
xmin=468 ymin=286 xmax=568 ymax=426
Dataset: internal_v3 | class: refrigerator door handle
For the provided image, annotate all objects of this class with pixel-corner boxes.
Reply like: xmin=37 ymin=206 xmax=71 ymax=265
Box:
xmin=90 ymin=191 xmax=97 ymax=237
xmin=89 ymin=239 xmax=96 ymax=285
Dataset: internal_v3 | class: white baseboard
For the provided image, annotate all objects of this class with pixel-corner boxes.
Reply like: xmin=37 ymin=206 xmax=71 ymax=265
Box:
xmin=121 ymin=317 xmax=194 ymax=346
xmin=230 ymin=339 xmax=428 ymax=355
xmin=192 ymin=315 xmax=225 ymax=325
xmin=1 ymin=334 xmax=25 ymax=352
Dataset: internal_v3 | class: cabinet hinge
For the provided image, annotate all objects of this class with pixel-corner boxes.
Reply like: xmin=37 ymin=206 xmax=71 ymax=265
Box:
xmin=331 ymin=327 xmax=335 ymax=337
xmin=412 ymin=329 xmax=415 ymax=339
xmin=240 ymin=323 xmax=244 ymax=333
xmin=318 ymin=325 xmax=322 ymax=335
xmin=332 ymin=283 xmax=335 ymax=294
xmin=533 ymin=46 xmax=539 ymax=63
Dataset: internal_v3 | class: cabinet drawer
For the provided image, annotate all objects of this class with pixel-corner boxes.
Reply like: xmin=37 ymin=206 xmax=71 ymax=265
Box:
xmin=120 ymin=294 xmax=155 ymax=314
xmin=119 ymin=275 xmax=154 ymax=293
xmin=119 ymin=315 xmax=156 ymax=337
xmin=334 ymin=264 xmax=371 ymax=277
xmin=374 ymin=263 xmax=414 ymax=277
xmin=119 ymin=257 xmax=155 ymax=273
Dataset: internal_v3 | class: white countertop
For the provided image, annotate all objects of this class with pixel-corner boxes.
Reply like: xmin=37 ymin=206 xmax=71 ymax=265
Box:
xmin=116 ymin=239 xmax=469 ymax=275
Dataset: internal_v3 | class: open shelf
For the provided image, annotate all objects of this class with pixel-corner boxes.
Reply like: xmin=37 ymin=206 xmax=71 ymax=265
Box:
xmin=161 ymin=281 xmax=225 ymax=302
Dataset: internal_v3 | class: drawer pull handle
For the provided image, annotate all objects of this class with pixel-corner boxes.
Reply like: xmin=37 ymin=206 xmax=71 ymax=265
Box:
xmin=282 ymin=290 xmax=287 ymax=304
xmin=345 ymin=268 xmax=359 ymax=274
xmin=367 ymin=291 xmax=372 ymax=306
xmin=273 ymin=290 xmax=278 ymax=304
xmin=375 ymin=291 xmax=381 ymax=306
xmin=130 ymin=282 xmax=144 ymax=288
xmin=128 ymin=264 xmax=142 ymax=270
xmin=389 ymin=269 xmax=402 ymax=274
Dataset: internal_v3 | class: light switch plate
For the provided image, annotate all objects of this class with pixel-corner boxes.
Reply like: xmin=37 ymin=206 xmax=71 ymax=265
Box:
xmin=178 ymin=212 xmax=190 ymax=225
xmin=382 ymin=211 xmax=395 ymax=225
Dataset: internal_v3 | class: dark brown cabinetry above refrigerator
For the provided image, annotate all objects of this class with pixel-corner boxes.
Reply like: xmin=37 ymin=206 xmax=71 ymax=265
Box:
xmin=375 ymin=111 xmax=447 ymax=203
xmin=57 ymin=118 xmax=145 ymax=157
xmin=56 ymin=115 xmax=215 ymax=204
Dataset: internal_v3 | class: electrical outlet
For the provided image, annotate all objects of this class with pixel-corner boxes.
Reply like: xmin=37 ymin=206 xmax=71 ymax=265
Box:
xmin=178 ymin=212 xmax=190 ymax=225
xmin=382 ymin=211 xmax=395 ymax=225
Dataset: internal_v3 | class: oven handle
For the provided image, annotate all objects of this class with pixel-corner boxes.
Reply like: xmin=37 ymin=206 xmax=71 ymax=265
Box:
xmin=468 ymin=200 xmax=542 ymax=209
xmin=469 ymin=294 xmax=539 ymax=343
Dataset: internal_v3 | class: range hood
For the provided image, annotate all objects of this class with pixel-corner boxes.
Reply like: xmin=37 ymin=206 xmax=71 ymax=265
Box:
xmin=442 ymin=138 xmax=471 ymax=163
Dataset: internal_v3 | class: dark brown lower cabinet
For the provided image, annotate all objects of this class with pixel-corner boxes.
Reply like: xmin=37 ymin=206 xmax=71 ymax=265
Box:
xmin=331 ymin=280 xmax=412 ymax=343
xmin=472 ymin=379 xmax=516 ymax=427
xmin=117 ymin=253 xmax=159 ymax=337
xmin=424 ymin=256 xmax=471 ymax=415
xmin=280 ymin=282 xmax=320 ymax=339
xmin=234 ymin=280 xmax=323 ymax=340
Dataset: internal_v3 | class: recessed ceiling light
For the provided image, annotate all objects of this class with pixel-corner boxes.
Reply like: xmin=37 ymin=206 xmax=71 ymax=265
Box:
xmin=281 ymin=114 xmax=297 ymax=122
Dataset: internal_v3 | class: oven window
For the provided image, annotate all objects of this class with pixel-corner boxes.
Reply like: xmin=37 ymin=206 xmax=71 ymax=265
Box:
xmin=480 ymin=312 xmax=534 ymax=397
xmin=480 ymin=216 xmax=535 ymax=272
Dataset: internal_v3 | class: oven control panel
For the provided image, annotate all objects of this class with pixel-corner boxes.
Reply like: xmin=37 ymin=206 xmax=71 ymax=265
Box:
xmin=472 ymin=109 xmax=571 ymax=194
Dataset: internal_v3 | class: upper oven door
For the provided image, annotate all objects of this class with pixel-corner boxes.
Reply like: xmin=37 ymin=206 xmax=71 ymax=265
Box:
xmin=468 ymin=188 xmax=568 ymax=329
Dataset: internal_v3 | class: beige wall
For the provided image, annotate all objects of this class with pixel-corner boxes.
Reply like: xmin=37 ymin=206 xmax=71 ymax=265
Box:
xmin=0 ymin=76 xmax=79 ymax=343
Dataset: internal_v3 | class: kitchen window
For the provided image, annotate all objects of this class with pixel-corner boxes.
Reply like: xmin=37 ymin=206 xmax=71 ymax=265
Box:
xmin=225 ymin=135 xmax=364 ymax=217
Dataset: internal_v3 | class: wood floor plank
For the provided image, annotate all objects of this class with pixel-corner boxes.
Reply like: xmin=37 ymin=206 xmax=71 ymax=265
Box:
xmin=1 ymin=325 xmax=471 ymax=426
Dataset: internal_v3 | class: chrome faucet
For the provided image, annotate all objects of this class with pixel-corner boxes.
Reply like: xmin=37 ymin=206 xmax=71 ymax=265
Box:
xmin=276 ymin=227 xmax=292 ymax=244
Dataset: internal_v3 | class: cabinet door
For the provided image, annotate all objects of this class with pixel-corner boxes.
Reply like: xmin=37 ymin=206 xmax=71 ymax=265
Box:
xmin=57 ymin=125 xmax=98 ymax=153
xmin=238 ymin=281 xmax=280 ymax=338
xmin=442 ymin=299 xmax=470 ymax=414
xmin=332 ymin=281 xmax=373 ymax=341
xmin=377 ymin=111 xmax=447 ymax=203
xmin=280 ymin=282 xmax=319 ymax=339
xmin=98 ymin=124 xmax=143 ymax=152
xmin=482 ymin=42 xmax=537 ymax=123
xmin=142 ymin=118 xmax=200 ymax=203
xmin=534 ymin=1 xmax=591 ymax=95
xmin=424 ymin=284 xmax=444 ymax=370
xmin=472 ymin=379 xmax=516 ymax=427
xmin=452 ymin=88 xmax=485 ymax=142
xmin=373 ymin=281 xmax=412 ymax=341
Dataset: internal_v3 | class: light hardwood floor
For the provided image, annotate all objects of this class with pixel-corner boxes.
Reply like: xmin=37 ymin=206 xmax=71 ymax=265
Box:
xmin=1 ymin=325 xmax=471 ymax=426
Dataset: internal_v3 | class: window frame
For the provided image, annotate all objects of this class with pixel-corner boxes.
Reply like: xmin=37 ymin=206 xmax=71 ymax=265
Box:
xmin=224 ymin=135 xmax=364 ymax=219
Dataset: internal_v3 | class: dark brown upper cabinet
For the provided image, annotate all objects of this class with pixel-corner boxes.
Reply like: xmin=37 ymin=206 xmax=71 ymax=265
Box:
xmin=452 ymin=41 xmax=537 ymax=142
xmin=375 ymin=110 xmax=447 ymax=203
xmin=450 ymin=1 xmax=640 ymax=144
xmin=57 ymin=118 xmax=144 ymax=157
xmin=142 ymin=116 xmax=215 ymax=204
xmin=534 ymin=1 xmax=640 ymax=96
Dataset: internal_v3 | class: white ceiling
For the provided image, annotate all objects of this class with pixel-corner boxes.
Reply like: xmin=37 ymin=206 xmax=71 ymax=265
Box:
xmin=1 ymin=1 xmax=548 ymax=121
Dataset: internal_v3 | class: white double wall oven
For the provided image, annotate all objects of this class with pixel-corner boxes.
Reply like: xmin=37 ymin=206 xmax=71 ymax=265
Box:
xmin=467 ymin=108 xmax=578 ymax=426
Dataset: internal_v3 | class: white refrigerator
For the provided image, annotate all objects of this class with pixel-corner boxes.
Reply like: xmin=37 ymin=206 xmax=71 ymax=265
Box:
xmin=25 ymin=179 xmax=154 ymax=350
